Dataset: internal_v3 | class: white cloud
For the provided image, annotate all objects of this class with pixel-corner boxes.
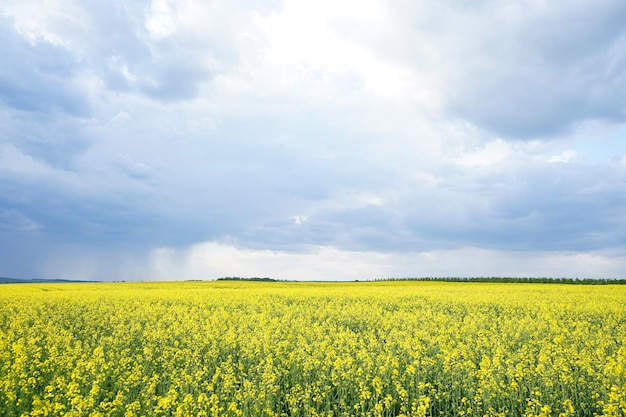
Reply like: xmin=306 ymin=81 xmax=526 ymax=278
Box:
xmin=548 ymin=150 xmax=577 ymax=163
xmin=0 ymin=143 xmax=56 ymax=175
xmin=145 ymin=0 xmax=178 ymax=40
xmin=365 ymin=0 xmax=626 ymax=138
xmin=146 ymin=242 xmax=392 ymax=281
xmin=451 ymin=139 xmax=514 ymax=168
xmin=66 ymin=243 xmax=624 ymax=281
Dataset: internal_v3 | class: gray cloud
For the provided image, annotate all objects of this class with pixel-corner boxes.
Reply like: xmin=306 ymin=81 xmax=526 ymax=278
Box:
xmin=372 ymin=0 xmax=626 ymax=139
xmin=3 ymin=115 xmax=94 ymax=169
xmin=0 ymin=18 xmax=94 ymax=169
xmin=1 ymin=0 xmax=626 ymax=280
xmin=403 ymin=161 xmax=626 ymax=251
xmin=236 ymin=158 xmax=626 ymax=254
xmin=73 ymin=0 xmax=266 ymax=102
xmin=0 ymin=18 xmax=89 ymax=116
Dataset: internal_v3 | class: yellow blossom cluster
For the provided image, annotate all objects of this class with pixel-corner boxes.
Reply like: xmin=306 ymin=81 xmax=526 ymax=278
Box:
xmin=1 ymin=281 xmax=625 ymax=416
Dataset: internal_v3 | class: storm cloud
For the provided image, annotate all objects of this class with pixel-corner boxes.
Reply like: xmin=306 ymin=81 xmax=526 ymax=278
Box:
xmin=1 ymin=0 xmax=625 ymax=280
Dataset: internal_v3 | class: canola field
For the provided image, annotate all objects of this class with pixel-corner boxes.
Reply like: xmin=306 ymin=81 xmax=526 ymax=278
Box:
xmin=1 ymin=281 xmax=625 ymax=417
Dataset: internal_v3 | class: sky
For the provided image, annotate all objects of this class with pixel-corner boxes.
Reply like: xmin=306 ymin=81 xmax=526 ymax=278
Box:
xmin=1 ymin=0 xmax=626 ymax=281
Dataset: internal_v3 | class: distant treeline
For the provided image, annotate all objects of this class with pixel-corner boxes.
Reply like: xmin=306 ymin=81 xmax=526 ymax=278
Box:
xmin=216 ymin=277 xmax=279 ymax=282
xmin=0 ymin=277 xmax=95 ymax=284
xmin=378 ymin=277 xmax=626 ymax=284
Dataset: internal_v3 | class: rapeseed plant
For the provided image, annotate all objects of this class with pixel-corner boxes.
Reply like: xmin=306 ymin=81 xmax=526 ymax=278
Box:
xmin=0 ymin=281 xmax=624 ymax=416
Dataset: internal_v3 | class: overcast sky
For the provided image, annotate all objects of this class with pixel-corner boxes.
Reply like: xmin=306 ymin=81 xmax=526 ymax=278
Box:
xmin=1 ymin=0 xmax=626 ymax=281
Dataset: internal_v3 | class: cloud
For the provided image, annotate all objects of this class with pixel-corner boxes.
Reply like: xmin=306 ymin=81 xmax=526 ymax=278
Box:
xmin=548 ymin=150 xmax=577 ymax=163
xmin=1 ymin=0 xmax=271 ymax=104
xmin=360 ymin=0 xmax=626 ymax=139
xmin=0 ymin=18 xmax=89 ymax=116
xmin=0 ymin=209 xmax=40 ymax=231
xmin=405 ymin=159 xmax=626 ymax=252
xmin=0 ymin=17 xmax=95 ymax=168
xmin=30 ymin=243 xmax=626 ymax=282
xmin=1 ymin=0 xmax=626 ymax=281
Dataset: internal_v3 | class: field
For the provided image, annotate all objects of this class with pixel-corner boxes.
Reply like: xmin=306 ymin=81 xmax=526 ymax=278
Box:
xmin=1 ymin=281 xmax=625 ymax=417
